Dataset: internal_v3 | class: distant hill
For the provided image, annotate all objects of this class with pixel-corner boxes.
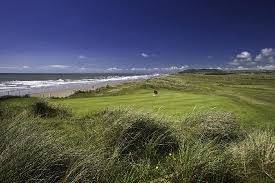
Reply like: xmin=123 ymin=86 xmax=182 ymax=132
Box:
xmin=179 ymin=69 xmax=230 ymax=75
xmin=179 ymin=69 xmax=275 ymax=75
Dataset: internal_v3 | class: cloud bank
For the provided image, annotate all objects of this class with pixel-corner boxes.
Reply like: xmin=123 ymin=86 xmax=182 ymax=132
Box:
xmin=47 ymin=65 xmax=72 ymax=69
xmin=106 ymin=67 xmax=123 ymax=71
xmin=229 ymin=48 xmax=275 ymax=70
xmin=105 ymin=65 xmax=189 ymax=72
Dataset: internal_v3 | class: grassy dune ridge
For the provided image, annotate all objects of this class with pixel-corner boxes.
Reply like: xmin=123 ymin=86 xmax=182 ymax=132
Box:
xmin=0 ymin=104 xmax=274 ymax=182
xmin=0 ymin=73 xmax=275 ymax=182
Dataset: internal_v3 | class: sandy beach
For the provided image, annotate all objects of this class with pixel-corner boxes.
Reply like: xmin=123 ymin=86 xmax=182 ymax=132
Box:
xmin=0 ymin=74 xmax=159 ymax=98
xmin=31 ymin=79 xmax=142 ymax=98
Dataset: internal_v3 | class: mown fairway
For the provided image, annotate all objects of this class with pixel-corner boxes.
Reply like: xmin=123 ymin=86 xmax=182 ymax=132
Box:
xmin=54 ymin=73 xmax=275 ymax=129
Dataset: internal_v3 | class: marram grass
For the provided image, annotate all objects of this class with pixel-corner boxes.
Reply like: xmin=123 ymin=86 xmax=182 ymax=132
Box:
xmin=0 ymin=105 xmax=274 ymax=183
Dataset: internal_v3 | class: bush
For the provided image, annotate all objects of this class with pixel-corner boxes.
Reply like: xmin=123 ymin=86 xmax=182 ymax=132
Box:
xmin=0 ymin=94 xmax=30 ymax=101
xmin=32 ymin=100 xmax=71 ymax=118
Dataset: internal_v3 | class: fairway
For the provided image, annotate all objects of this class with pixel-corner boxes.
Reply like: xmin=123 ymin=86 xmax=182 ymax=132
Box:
xmin=54 ymin=88 xmax=275 ymax=129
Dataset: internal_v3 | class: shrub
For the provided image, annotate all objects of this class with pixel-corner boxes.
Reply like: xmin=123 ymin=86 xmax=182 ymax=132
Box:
xmin=32 ymin=100 xmax=71 ymax=118
xmin=0 ymin=94 xmax=30 ymax=101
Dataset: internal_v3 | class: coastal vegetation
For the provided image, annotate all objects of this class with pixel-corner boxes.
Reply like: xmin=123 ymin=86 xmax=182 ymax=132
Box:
xmin=0 ymin=72 xmax=275 ymax=182
xmin=59 ymin=72 xmax=275 ymax=129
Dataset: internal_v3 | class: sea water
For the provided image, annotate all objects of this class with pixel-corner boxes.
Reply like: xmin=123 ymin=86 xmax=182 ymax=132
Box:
xmin=0 ymin=73 xmax=159 ymax=96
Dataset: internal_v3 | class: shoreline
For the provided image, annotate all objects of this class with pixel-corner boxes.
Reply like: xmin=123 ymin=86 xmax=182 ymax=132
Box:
xmin=31 ymin=79 xmax=143 ymax=98
xmin=0 ymin=74 xmax=159 ymax=98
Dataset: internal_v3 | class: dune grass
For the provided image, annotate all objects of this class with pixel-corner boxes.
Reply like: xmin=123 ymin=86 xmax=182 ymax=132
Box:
xmin=0 ymin=73 xmax=275 ymax=182
xmin=0 ymin=105 xmax=274 ymax=182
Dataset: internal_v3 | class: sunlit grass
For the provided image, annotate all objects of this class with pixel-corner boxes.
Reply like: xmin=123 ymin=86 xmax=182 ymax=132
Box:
xmin=1 ymin=73 xmax=275 ymax=182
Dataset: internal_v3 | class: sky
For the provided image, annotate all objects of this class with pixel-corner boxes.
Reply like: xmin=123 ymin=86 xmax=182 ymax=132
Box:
xmin=0 ymin=0 xmax=275 ymax=73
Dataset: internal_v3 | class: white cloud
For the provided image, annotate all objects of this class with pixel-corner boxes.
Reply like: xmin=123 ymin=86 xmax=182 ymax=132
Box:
xmin=229 ymin=48 xmax=275 ymax=69
xmin=131 ymin=67 xmax=147 ymax=71
xmin=230 ymin=51 xmax=253 ymax=66
xmin=255 ymin=48 xmax=275 ymax=63
xmin=130 ymin=65 xmax=188 ymax=72
xmin=237 ymin=51 xmax=252 ymax=60
xmin=228 ymin=48 xmax=275 ymax=70
xmin=179 ymin=65 xmax=189 ymax=69
xmin=0 ymin=66 xmax=17 ymax=69
xmin=0 ymin=65 xmax=31 ymax=70
xmin=79 ymin=67 xmax=88 ymax=70
xmin=256 ymin=65 xmax=275 ymax=70
xmin=106 ymin=67 xmax=122 ymax=71
xmin=162 ymin=66 xmax=177 ymax=70
xmin=47 ymin=65 xmax=72 ymax=68
xmin=261 ymin=48 xmax=274 ymax=56
xmin=227 ymin=48 xmax=275 ymax=70
xmin=22 ymin=65 xmax=30 ymax=69
xmin=141 ymin=53 xmax=149 ymax=58
xmin=234 ymin=66 xmax=250 ymax=70
xmin=255 ymin=54 xmax=263 ymax=62
xmin=78 ymin=55 xmax=87 ymax=59
xmin=162 ymin=65 xmax=189 ymax=71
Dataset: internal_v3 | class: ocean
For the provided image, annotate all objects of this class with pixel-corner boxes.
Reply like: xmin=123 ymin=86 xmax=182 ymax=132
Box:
xmin=0 ymin=73 xmax=158 ymax=97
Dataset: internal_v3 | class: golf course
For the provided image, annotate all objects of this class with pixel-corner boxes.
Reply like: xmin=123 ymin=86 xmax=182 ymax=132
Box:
xmin=1 ymin=72 xmax=275 ymax=182
xmin=9 ymin=72 xmax=275 ymax=128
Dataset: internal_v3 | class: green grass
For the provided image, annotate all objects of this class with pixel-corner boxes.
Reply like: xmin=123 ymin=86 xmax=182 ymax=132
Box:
xmin=2 ymin=73 xmax=275 ymax=130
xmin=1 ymin=73 xmax=275 ymax=182
xmin=0 ymin=106 xmax=274 ymax=182
xmin=54 ymin=87 xmax=275 ymax=129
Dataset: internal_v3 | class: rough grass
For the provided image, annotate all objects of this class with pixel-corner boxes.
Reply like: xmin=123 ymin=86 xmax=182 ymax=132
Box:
xmin=32 ymin=99 xmax=72 ymax=118
xmin=181 ymin=112 xmax=246 ymax=143
xmin=1 ymin=73 xmax=275 ymax=182
xmin=0 ymin=106 xmax=274 ymax=183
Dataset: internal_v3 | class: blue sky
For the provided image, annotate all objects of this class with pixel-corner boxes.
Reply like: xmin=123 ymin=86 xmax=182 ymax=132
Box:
xmin=0 ymin=0 xmax=275 ymax=73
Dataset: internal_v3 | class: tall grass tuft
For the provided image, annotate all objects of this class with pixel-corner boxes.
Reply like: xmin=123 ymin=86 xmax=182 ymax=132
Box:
xmin=228 ymin=130 xmax=275 ymax=182
xmin=0 ymin=116 xmax=72 ymax=182
xmin=89 ymin=108 xmax=180 ymax=161
xmin=32 ymin=100 xmax=72 ymax=118
xmin=0 ymin=106 xmax=274 ymax=182
xmin=181 ymin=112 xmax=246 ymax=143
xmin=0 ymin=105 xmax=9 ymax=120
